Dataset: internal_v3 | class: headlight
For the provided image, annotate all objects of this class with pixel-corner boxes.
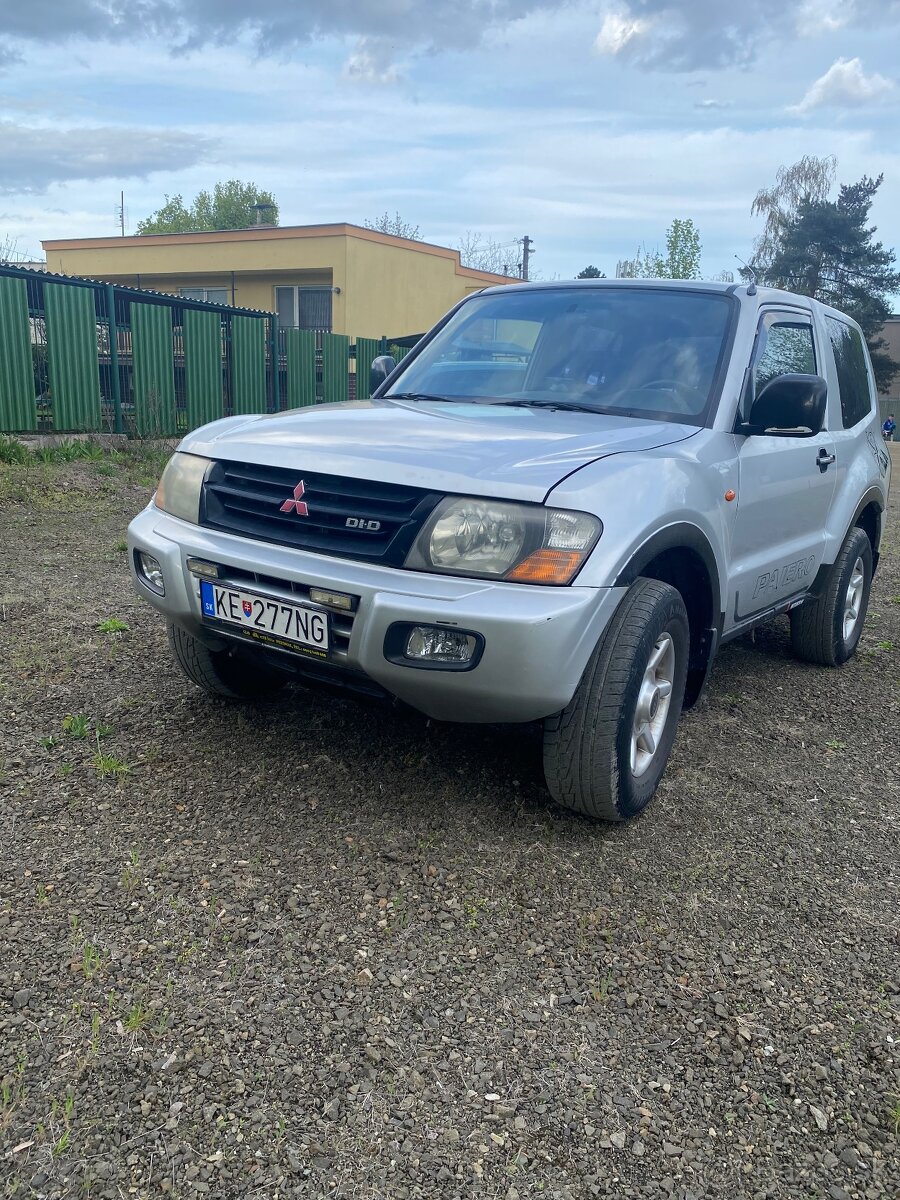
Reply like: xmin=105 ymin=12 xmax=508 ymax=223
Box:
xmin=154 ymin=452 xmax=212 ymax=524
xmin=405 ymin=497 xmax=601 ymax=584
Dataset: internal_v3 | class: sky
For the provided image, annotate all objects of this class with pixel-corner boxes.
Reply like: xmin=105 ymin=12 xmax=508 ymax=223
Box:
xmin=1 ymin=0 xmax=899 ymax=282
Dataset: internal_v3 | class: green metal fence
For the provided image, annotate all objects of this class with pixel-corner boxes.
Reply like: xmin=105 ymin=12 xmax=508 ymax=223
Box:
xmin=0 ymin=263 xmax=420 ymax=436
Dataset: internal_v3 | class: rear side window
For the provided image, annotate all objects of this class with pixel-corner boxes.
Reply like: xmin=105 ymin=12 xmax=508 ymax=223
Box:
xmin=826 ymin=317 xmax=873 ymax=428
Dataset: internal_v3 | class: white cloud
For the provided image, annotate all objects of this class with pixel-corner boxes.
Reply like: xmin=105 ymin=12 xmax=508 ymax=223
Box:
xmin=694 ymin=98 xmax=728 ymax=109
xmin=795 ymin=57 xmax=895 ymax=112
xmin=343 ymin=37 xmax=403 ymax=84
xmin=595 ymin=10 xmax=651 ymax=56
xmin=796 ymin=1 xmax=849 ymax=35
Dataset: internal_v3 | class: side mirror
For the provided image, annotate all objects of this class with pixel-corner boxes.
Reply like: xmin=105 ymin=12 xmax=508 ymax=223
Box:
xmin=369 ymin=355 xmax=396 ymax=395
xmin=739 ymin=373 xmax=827 ymax=438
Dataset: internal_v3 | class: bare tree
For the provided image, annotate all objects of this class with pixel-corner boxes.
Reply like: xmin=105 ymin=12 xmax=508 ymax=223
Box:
xmin=1 ymin=233 xmax=25 ymax=263
xmin=750 ymin=155 xmax=837 ymax=277
xmin=363 ymin=212 xmax=422 ymax=240
xmin=456 ymin=231 xmax=518 ymax=276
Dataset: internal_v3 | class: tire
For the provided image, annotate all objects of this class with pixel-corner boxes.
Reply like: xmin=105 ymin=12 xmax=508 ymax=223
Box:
xmin=543 ymin=578 xmax=690 ymax=821
xmin=167 ymin=623 xmax=287 ymax=700
xmin=790 ymin=526 xmax=872 ymax=667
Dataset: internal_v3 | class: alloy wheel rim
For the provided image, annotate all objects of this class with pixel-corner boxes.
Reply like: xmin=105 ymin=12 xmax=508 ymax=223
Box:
xmin=842 ymin=556 xmax=865 ymax=642
xmin=630 ymin=632 xmax=675 ymax=778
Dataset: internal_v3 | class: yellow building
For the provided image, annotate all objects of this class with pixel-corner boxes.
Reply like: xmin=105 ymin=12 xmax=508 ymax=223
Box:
xmin=41 ymin=224 xmax=516 ymax=338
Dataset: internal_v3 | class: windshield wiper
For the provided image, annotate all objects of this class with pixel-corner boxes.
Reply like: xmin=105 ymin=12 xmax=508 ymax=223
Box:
xmin=487 ymin=398 xmax=602 ymax=414
xmin=383 ymin=392 xmax=462 ymax=403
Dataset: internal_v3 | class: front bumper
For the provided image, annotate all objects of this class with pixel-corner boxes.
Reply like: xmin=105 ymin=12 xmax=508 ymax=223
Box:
xmin=127 ymin=504 xmax=627 ymax=723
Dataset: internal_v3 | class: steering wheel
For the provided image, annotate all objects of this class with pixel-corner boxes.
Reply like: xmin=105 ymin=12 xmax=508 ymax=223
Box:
xmin=628 ymin=378 xmax=706 ymax=415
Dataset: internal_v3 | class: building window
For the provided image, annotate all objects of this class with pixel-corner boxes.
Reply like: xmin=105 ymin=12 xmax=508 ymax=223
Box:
xmin=275 ymin=286 xmax=333 ymax=332
xmin=180 ymin=287 xmax=229 ymax=305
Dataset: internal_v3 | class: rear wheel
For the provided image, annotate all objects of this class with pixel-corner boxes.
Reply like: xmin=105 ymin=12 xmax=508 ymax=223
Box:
xmin=543 ymin=578 xmax=689 ymax=821
xmin=790 ymin=527 xmax=872 ymax=666
xmin=167 ymin=623 xmax=287 ymax=700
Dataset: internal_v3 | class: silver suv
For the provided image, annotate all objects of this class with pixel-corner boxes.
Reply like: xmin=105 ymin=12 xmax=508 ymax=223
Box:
xmin=128 ymin=281 xmax=891 ymax=820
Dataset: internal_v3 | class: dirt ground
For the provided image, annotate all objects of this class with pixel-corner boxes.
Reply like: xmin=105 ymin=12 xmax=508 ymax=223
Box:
xmin=1 ymin=448 xmax=898 ymax=1200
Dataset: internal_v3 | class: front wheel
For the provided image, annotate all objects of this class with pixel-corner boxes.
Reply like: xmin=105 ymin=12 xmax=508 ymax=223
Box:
xmin=789 ymin=527 xmax=872 ymax=667
xmin=543 ymin=578 xmax=689 ymax=821
xmin=167 ymin=623 xmax=287 ymax=700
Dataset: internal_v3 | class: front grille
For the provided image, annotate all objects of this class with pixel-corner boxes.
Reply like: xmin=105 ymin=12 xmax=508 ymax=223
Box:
xmin=201 ymin=460 xmax=441 ymax=566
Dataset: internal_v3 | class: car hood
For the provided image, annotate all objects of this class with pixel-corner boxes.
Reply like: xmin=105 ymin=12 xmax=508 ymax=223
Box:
xmin=182 ymin=398 xmax=698 ymax=502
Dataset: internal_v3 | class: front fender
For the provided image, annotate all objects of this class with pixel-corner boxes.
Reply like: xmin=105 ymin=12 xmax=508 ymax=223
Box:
xmin=547 ymin=441 xmax=733 ymax=615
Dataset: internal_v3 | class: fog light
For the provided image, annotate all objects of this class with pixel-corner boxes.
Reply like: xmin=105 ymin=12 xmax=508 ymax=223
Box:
xmin=405 ymin=626 xmax=477 ymax=663
xmin=137 ymin=552 xmax=165 ymax=594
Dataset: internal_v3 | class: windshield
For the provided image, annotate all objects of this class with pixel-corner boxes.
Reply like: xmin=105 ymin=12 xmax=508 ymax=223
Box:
xmin=388 ymin=286 xmax=735 ymax=424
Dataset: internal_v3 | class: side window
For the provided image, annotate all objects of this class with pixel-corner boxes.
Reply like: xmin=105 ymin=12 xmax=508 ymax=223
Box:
xmin=825 ymin=317 xmax=873 ymax=428
xmin=754 ymin=322 xmax=816 ymax=392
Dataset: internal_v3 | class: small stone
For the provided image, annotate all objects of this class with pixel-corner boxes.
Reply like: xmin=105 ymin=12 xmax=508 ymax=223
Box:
xmin=610 ymin=1131 xmax=627 ymax=1150
xmin=829 ymin=1188 xmax=852 ymax=1200
xmin=12 ymin=988 xmax=32 ymax=1010
xmin=632 ymin=1140 xmax=645 ymax=1157
xmin=809 ymin=1105 xmax=828 ymax=1132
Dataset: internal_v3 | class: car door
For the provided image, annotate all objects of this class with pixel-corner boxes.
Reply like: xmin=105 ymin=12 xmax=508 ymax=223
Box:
xmin=725 ymin=308 xmax=837 ymax=630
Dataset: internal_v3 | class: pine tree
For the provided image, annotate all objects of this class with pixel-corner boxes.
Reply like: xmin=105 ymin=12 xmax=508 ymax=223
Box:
xmin=768 ymin=174 xmax=900 ymax=392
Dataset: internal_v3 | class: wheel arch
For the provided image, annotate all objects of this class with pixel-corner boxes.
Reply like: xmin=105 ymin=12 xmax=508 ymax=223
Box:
xmin=851 ymin=489 xmax=884 ymax=574
xmin=613 ymin=523 xmax=722 ymax=708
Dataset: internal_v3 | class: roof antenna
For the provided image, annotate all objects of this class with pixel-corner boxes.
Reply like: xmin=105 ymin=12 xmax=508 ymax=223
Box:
xmin=735 ymin=255 xmax=757 ymax=295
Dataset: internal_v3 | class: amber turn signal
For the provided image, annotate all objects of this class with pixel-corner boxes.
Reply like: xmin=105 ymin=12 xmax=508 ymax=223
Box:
xmin=506 ymin=549 xmax=585 ymax=584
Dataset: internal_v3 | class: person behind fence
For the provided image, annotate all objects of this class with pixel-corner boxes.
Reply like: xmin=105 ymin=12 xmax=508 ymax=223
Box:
xmin=883 ymin=413 xmax=896 ymax=441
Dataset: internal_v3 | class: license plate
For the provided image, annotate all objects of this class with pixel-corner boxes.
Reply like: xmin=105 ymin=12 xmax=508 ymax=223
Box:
xmin=200 ymin=580 xmax=329 ymax=657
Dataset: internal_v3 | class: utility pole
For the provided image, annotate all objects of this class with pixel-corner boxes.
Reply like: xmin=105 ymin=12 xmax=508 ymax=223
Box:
xmin=521 ymin=235 xmax=533 ymax=281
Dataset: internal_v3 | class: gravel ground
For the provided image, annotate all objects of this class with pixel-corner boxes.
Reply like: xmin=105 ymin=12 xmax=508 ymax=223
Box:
xmin=1 ymin=449 xmax=898 ymax=1200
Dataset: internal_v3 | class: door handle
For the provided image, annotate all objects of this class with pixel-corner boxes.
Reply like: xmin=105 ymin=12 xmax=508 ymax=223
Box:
xmin=816 ymin=449 xmax=836 ymax=472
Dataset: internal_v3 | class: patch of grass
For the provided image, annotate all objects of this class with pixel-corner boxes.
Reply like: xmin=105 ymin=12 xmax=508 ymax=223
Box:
xmin=889 ymin=1094 xmax=900 ymax=1137
xmin=93 ymin=747 xmax=130 ymax=780
xmin=123 ymin=1002 xmax=151 ymax=1033
xmin=825 ymin=739 xmax=846 ymax=751
xmin=0 ymin=436 xmax=31 ymax=464
xmin=591 ymin=969 xmax=615 ymax=1004
xmin=97 ymin=617 xmax=129 ymax=634
xmin=62 ymin=713 xmax=91 ymax=739
xmin=114 ymin=538 xmax=128 ymax=553
xmin=81 ymin=943 xmax=102 ymax=980
xmin=39 ymin=735 xmax=56 ymax=750
xmin=877 ymin=640 xmax=894 ymax=651
xmin=33 ymin=440 xmax=106 ymax=464
xmin=120 ymin=849 xmax=142 ymax=891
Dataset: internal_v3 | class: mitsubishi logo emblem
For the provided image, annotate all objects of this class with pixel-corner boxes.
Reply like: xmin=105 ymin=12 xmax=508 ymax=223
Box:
xmin=279 ymin=480 xmax=308 ymax=515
